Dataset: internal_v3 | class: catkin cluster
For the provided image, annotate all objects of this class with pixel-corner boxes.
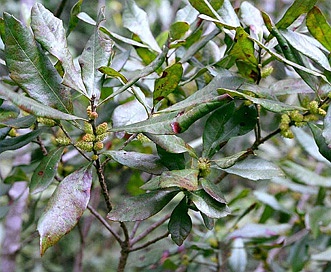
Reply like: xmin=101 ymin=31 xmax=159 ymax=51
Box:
xmin=280 ymin=100 xmax=326 ymax=138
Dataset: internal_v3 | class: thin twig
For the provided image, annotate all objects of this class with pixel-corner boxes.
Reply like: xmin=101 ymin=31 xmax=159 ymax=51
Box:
xmin=55 ymin=0 xmax=69 ymax=18
xmin=87 ymin=204 xmax=122 ymax=244
xmin=130 ymin=222 xmax=141 ymax=239
xmin=131 ymin=214 xmax=171 ymax=245
xmin=130 ymin=232 xmax=170 ymax=252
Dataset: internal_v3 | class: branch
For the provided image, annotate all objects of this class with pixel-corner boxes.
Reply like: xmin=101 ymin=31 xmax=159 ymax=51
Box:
xmin=130 ymin=232 xmax=170 ymax=252
xmin=131 ymin=214 xmax=171 ymax=245
xmin=87 ymin=204 xmax=122 ymax=244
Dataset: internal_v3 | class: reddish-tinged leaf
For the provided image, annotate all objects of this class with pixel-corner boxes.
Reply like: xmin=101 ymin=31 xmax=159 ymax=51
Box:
xmin=37 ymin=166 xmax=92 ymax=255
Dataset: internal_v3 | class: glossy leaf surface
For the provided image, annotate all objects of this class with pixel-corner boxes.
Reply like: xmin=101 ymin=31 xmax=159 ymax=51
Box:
xmin=3 ymin=13 xmax=72 ymax=113
xmin=31 ymin=3 xmax=86 ymax=95
xmin=168 ymin=197 xmax=192 ymax=246
xmin=107 ymin=189 xmax=179 ymax=221
xmin=104 ymin=150 xmax=167 ymax=175
xmin=30 ymin=147 xmax=65 ymax=194
xmin=203 ymin=102 xmax=257 ymax=158
xmin=79 ymin=8 xmax=113 ymax=100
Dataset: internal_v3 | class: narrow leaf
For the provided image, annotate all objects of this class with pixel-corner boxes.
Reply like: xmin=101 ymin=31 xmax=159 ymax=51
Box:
xmin=79 ymin=7 xmax=113 ymax=101
xmin=0 ymin=87 xmax=84 ymax=121
xmin=189 ymin=190 xmax=231 ymax=219
xmin=145 ymin=134 xmax=198 ymax=158
xmin=213 ymin=151 xmax=247 ymax=169
xmin=228 ymin=223 xmax=291 ymax=239
xmin=0 ymin=128 xmax=46 ymax=154
xmin=123 ymin=0 xmax=161 ymax=53
xmin=280 ymin=160 xmax=331 ymax=187
xmin=203 ymin=102 xmax=257 ymax=158
xmin=107 ymin=189 xmax=179 ymax=221
xmin=276 ymin=0 xmax=317 ymax=29
xmin=37 ymin=166 xmax=92 ymax=255
xmin=169 ymin=21 xmax=190 ymax=40
xmin=111 ymin=96 xmax=230 ymax=135
xmin=168 ymin=197 xmax=192 ymax=246
xmin=280 ymin=29 xmax=331 ymax=71
xmin=200 ymin=178 xmax=227 ymax=204
xmin=3 ymin=13 xmax=72 ymax=113
xmin=323 ymin=102 xmax=331 ymax=146
xmin=0 ymin=115 xmax=36 ymax=129
xmin=153 ymin=63 xmax=183 ymax=103
xmin=31 ymin=3 xmax=86 ymax=95
xmin=104 ymin=150 xmax=167 ymax=175
xmin=218 ymin=89 xmax=306 ymax=112
xmin=98 ymin=66 xmax=128 ymax=83
xmin=67 ymin=0 xmax=83 ymax=35
xmin=219 ymin=158 xmax=283 ymax=181
xmin=30 ymin=147 xmax=65 ymax=194
xmin=306 ymin=6 xmax=331 ymax=52
xmin=159 ymin=169 xmax=199 ymax=191
xmin=156 ymin=145 xmax=186 ymax=171
xmin=307 ymin=123 xmax=331 ymax=162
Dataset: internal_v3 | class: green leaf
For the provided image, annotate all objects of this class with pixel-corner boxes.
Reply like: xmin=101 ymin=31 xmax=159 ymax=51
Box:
xmin=200 ymin=178 xmax=227 ymax=204
xmin=156 ymin=145 xmax=186 ymax=171
xmin=30 ymin=3 xmax=87 ymax=95
xmin=189 ymin=190 xmax=231 ymax=219
xmin=203 ymin=102 xmax=257 ymax=158
xmin=30 ymin=147 xmax=65 ymax=194
xmin=169 ymin=21 xmax=190 ymax=40
xmin=145 ymin=134 xmax=198 ymax=158
xmin=280 ymin=29 xmax=331 ymax=71
xmin=4 ymin=167 xmax=29 ymax=184
xmin=79 ymin=8 xmax=113 ymax=101
xmin=219 ymin=158 xmax=283 ymax=181
xmin=0 ymin=115 xmax=36 ymax=129
xmin=3 ymin=13 xmax=72 ymax=113
xmin=306 ymin=6 xmax=331 ymax=52
xmin=188 ymin=0 xmax=223 ymax=18
xmin=269 ymin=78 xmax=314 ymax=95
xmin=275 ymin=0 xmax=317 ymax=29
xmin=229 ymin=27 xmax=259 ymax=81
xmin=218 ymin=89 xmax=306 ymax=112
xmin=107 ymin=189 xmax=179 ymax=221
xmin=159 ymin=169 xmax=199 ymax=191
xmin=213 ymin=151 xmax=247 ymax=169
xmin=104 ymin=150 xmax=167 ymax=175
xmin=168 ymin=197 xmax=192 ymax=246
xmin=239 ymin=2 xmax=264 ymax=40
xmin=123 ymin=0 xmax=161 ymax=53
xmin=98 ymin=66 xmax=128 ymax=83
xmin=308 ymin=206 xmax=331 ymax=238
xmin=201 ymin=212 xmax=214 ymax=230
xmin=280 ymin=160 xmax=331 ymax=187
xmin=323 ymin=105 xmax=331 ymax=147
xmin=228 ymin=223 xmax=291 ymax=239
xmin=307 ymin=123 xmax=331 ymax=162
xmin=111 ymin=96 xmax=231 ymax=134
xmin=252 ymin=33 xmax=330 ymax=90
xmin=253 ymin=191 xmax=290 ymax=214
xmin=0 ymin=128 xmax=46 ymax=154
xmin=153 ymin=63 xmax=183 ymax=103
xmin=37 ymin=165 xmax=92 ymax=255
xmin=162 ymin=69 xmax=245 ymax=113
xmin=312 ymin=248 xmax=331 ymax=261
xmin=67 ymin=0 xmax=83 ymax=36
xmin=99 ymin=27 xmax=149 ymax=49
xmin=0 ymin=87 xmax=84 ymax=121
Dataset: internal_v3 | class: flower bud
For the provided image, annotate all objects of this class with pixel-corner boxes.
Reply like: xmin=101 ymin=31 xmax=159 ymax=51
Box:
xmin=75 ymin=141 xmax=93 ymax=152
xmin=82 ymin=133 xmax=95 ymax=142
xmin=56 ymin=137 xmax=71 ymax=146
xmin=93 ymin=141 xmax=104 ymax=151
xmin=84 ymin=121 xmax=93 ymax=134
xmin=96 ymin=122 xmax=108 ymax=135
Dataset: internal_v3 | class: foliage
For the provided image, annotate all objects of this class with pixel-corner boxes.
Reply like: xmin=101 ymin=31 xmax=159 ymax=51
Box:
xmin=1 ymin=0 xmax=331 ymax=271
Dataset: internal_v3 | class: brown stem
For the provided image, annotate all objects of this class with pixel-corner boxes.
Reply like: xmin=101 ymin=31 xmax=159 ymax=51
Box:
xmin=87 ymin=205 xmax=122 ymax=244
xmin=131 ymin=214 xmax=171 ymax=245
xmin=95 ymin=158 xmax=112 ymax=211
xmin=117 ymin=222 xmax=130 ymax=272
xmin=131 ymin=232 xmax=170 ymax=252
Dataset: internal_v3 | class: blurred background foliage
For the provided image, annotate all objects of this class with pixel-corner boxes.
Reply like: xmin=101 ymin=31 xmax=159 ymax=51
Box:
xmin=1 ymin=0 xmax=331 ymax=271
